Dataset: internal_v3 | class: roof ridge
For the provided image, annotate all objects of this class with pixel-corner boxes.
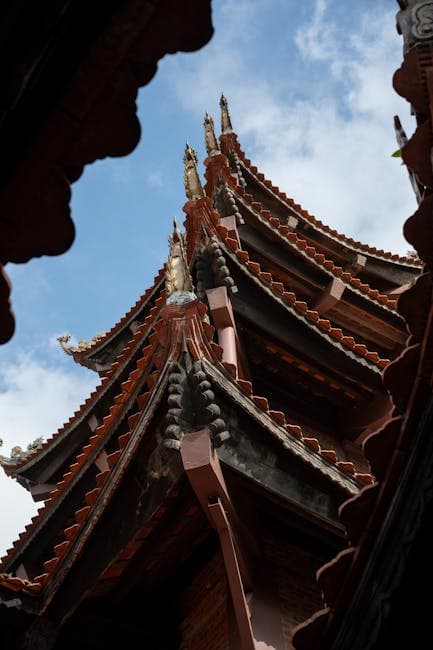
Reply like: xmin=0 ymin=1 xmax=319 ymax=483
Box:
xmin=201 ymin=360 xmax=368 ymax=493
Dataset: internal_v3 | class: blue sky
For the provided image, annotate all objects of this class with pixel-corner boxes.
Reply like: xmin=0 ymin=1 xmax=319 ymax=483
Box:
xmin=0 ymin=0 xmax=414 ymax=554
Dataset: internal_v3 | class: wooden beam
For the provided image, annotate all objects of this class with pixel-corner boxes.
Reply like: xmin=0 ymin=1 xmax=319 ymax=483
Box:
xmin=313 ymin=278 xmax=345 ymax=315
xmin=345 ymin=254 xmax=366 ymax=277
xmin=29 ymin=483 xmax=56 ymax=502
xmin=180 ymin=428 xmax=258 ymax=648
xmin=179 ymin=429 xmax=252 ymax=586
xmin=208 ymin=499 xmax=256 ymax=650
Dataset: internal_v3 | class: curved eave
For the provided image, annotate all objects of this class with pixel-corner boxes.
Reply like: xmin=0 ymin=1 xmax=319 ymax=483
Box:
xmin=217 ymin=235 xmax=388 ymax=377
xmin=219 ymin=132 xmax=421 ymax=271
xmin=0 ymin=315 xmax=171 ymax=574
xmin=0 ymin=293 xmax=369 ymax=591
xmin=0 ymin=300 xmax=219 ymax=595
xmin=230 ymin=185 xmax=404 ymax=319
xmin=203 ymin=360 xmax=363 ymax=495
xmin=69 ymin=269 xmax=166 ymax=367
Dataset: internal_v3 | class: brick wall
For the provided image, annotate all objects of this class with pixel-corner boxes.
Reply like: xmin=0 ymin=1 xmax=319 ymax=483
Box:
xmin=179 ymin=550 xmax=230 ymax=650
xmin=264 ymin=536 xmax=324 ymax=649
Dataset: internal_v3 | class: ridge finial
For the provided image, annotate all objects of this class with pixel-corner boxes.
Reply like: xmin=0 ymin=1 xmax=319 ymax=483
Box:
xmin=183 ymin=142 xmax=205 ymax=201
xmin=204 ymin=113 xmax=220 ymax=156
xmin=220 ymin=93 xmax=233 ymax=134
xmin=57 ymin=334 xmax=73 ymax=356
xmin=166 ymin=217 xmax=194 ymax=297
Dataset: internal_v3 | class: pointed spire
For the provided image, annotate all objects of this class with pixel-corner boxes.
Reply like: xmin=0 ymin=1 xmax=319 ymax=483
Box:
xmin=220 ymin=93 xmax=233 ymax=134
xmin=183 ymin=142 xmax=205 ymax=201
xmin=166 ymin=217 xmax=194 ymax=297
xmin=204 ymin=113 xmax=220 ymax=156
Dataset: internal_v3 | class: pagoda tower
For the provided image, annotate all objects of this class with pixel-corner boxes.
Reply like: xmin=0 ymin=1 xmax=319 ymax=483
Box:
xmin=0 ymin=98 xmax=419 ymax=649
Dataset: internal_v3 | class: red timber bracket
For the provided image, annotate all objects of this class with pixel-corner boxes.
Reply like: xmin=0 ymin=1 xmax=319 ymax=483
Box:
xmin=312 ymin=277 xmax=345 ymax=315
xmin=344 ymin=253 xmax=366 ymax=277
xmin=206 ymin=285 xmax=239 ymax=376
xmin=180 ymin=428 xmax=255 ymax=649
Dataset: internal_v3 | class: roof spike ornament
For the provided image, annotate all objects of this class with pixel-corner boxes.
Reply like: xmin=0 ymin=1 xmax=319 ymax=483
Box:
xmin=166 ymin=217 xmax=196 ymax=305
xmin=183 ymin=142 xmax=205 ymax=201
xmin=393 ymin=114 xmax=423 ymax=205
xmin=204 ymin=112 xmax=220 ymax=156
xmin=220 ymin=93 xmax=233 ymax=134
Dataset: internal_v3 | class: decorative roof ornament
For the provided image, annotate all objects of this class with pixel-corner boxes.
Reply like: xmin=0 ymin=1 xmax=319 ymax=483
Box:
xmin=220 ymin=93 xmax=233 ymax=134
xmin=57 ymin=332 xmax=107 ymax=355
xmin=166 ymin=217 xmax=195 ymax=304
xmin=396 ymin=1 xmax=433 ymax=52
xmin=57 ymin=334 xmax=73 ymax=355
xmin=164 ymin=359 xmax=230 ymax=450
xmin=204 ymin=113 xmax=220 ymax=156
xmin=0 ymin=437 xmax=44 ymax=463
xmin=183 ymin=142 xmax=205 ymax=201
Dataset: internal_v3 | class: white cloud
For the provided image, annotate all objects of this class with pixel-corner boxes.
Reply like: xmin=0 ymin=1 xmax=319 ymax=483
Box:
xmin=161 ymin=0 xmax=415 ymax=254
xmin=294 ymin=0 xmax=338 ymax=63
xmin=0 ymin=351 xmax=98 ymax=557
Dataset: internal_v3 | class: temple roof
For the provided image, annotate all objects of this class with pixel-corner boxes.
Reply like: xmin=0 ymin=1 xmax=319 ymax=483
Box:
xmin=0 ymin=96 xmax=420 ymax=634
xmin=0 ymin=293 xmax=362 ymax=615
xmin=2 ymin=97 xmax=412 ymax=481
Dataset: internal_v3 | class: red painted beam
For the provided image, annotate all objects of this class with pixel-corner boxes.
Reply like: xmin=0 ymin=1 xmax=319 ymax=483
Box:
xmin=208 ymin=498 xmax=256 ymax=650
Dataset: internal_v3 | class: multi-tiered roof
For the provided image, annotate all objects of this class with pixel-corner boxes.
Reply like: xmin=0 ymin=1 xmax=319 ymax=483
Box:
xmin=0 ymin=97 xmax=419 ymax=648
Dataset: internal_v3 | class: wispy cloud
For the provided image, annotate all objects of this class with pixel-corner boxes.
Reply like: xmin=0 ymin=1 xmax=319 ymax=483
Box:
xmin=294 ymin=0 xmax=338 ymax=63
